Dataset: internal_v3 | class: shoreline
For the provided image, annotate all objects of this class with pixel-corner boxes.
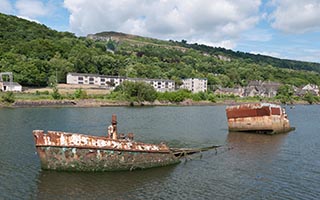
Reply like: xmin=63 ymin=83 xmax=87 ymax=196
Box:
xmin=0 ymin=99 xmax=315 ymax=108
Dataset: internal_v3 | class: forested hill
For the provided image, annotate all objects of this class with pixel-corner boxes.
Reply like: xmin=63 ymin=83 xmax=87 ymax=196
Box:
xmin=0 ymin=13 xmax=319 ymax=88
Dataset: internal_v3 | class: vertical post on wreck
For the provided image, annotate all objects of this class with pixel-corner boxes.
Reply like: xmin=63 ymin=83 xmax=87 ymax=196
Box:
xmin=112 ymin=114 xmax=117 ymax=140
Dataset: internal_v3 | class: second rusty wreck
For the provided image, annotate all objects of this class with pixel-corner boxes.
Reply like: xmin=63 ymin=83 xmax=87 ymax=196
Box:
xmin=226 ymin=103 xmax=294 ymax=134
xmin=33 ymin=114 xmax=217 ymax=172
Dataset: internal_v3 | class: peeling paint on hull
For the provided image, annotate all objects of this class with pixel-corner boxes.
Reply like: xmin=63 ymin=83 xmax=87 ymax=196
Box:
xmin=226 ymin=103 xmax=293 ymax=134
xmin=33 ymin=130 xmax=180 ymax=172
xmin=36 ymin=146 xmax=180 ymax=172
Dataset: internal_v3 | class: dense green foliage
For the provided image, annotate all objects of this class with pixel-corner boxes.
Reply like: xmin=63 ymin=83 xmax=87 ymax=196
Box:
xmin=1 ymin=91 xmax=15 ymax=103
xmin=112 ymin=81 xmax=157 ymax=102
xmin=51 ymin=87 xmax=62 ymax=100
xmin=73 ymin=88 xmax=88 ymax=99
xmin=1 ymin=13 xmax=320 ymax=89
xmin=276 ymin=84 xmax=294 ymax=104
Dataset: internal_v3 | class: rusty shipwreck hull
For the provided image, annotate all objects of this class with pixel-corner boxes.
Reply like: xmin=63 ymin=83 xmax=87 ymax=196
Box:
xmin=226 ymin=103 xmax=293 ymax=134
xmin=33 ymin=130 xmax=180 ymax=172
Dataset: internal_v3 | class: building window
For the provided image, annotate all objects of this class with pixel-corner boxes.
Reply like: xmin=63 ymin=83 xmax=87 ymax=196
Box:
xmin=78 ymin=82 xmax=83 ymax=84
xmin=101 ymin=78 xmax=105 ymax=82
xmin=78 ymin=77 xmax=83 ymax=81
xmin=89 ymin=77 xmax=94 ymax=81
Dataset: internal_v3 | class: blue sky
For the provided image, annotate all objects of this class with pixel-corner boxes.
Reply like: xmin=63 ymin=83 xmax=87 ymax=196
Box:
xmin=1 ymin=0 xmax=320 ymax=63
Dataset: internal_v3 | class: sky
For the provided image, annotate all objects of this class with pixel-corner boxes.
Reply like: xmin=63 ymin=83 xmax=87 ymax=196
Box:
xmin=1 ymin=0 xmax=320 ymax=63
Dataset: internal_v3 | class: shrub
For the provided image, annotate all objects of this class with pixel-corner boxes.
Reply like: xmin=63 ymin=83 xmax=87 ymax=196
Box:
xmin=51 ymin=87 xmax=62 ymax=100
xmin=74 ymin=88 xmax=87 ymax=99
xmin=114 ymin=81 xmax=157 ymax=102
xmin=1 ymin=91 xmax=15 ymax=103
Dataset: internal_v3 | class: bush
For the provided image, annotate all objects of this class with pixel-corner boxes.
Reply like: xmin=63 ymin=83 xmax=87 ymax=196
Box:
xmin=51 ymin=87 xmax=62 ymax=100
xmin=157 ymin=89 xmax=191 ymax=102
xmin=74 ymin=88 xmax=87 ymax=99
xmin=114 ymin=81 xmax=157 ymax=102
xmin=1 ymin=91 xmax=15 ymax=103
xmin=303 ymin=92 xmax=316 ymax=104
xmin=208 ymin=93 xmax=217 ymax=102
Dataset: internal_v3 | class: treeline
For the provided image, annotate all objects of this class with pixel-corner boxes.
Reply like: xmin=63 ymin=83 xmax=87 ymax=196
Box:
xmin=176 ymin=42 xmax=320 ymax=73
xmin=1 ymin=13 xmax=320 ymax=88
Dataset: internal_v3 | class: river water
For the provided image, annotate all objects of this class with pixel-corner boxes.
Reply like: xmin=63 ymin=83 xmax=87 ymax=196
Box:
xmin=0 ymin=105 xmax=319 ymax=199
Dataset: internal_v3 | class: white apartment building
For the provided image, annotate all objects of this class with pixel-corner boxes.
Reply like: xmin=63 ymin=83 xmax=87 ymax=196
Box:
xmin=66 ymin=73 xmax=175 ymax=92
xmin=181 ymin=78 xmax=207 ymax=93
xmin=66 ymin=73 xmax=126 ymax=89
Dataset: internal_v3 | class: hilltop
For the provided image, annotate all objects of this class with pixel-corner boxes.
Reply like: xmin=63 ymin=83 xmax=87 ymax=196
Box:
xmin=0 ymin=13 xmax=320 ymax=88
xmin=88 ymin=31 xmax=320 ymax=73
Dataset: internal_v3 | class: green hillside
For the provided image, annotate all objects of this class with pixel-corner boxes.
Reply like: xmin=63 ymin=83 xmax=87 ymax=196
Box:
xmin=0 ymin=13 xmax=319 ymax=88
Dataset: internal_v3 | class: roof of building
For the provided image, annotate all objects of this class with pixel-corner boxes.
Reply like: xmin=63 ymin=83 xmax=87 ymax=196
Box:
xmin=67 ymin=73 xmax=174 ymax=82
xmin=183 ymin=78 xmax=207 ymax=81
xmin=67 ymin=73 xmax=126 ymax=79
xmin=1 ymin=81 xmax=21 ymax=86
xmin=127 ymin=78 xmax=174 ymax=82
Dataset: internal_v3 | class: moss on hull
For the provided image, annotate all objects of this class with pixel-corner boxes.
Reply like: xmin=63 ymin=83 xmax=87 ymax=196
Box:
xmin=37 ymin=146 xmax=180 ymax=172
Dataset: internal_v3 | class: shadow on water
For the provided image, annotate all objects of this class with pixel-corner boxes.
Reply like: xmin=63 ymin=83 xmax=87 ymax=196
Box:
xmin=35 ymin=165 xmax=177 ymax=199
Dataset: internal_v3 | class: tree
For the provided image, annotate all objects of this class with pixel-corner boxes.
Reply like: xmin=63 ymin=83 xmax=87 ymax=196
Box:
xmin=114 ymin=81 xmax=157 ymax=102
xmin=303 ymin=92 xmax=316 ymax=104
xmin=276 ymin=84 xmax=294 ymax=104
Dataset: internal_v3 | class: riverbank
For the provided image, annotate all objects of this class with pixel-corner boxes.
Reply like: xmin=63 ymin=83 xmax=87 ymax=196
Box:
xmin=0 ymin=98 xmax=314 ymax=108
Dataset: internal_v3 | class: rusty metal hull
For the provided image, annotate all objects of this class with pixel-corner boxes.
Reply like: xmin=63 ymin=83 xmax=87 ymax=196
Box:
xmin=33 ymin=130 xmax=180 ymax=171
xmin=226 ymin=103 xmax=293 ymax=134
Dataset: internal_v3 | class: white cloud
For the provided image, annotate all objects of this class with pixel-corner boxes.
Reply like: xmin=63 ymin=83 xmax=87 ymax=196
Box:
xmin=15 ymin=0 xmax=51 ymax=18
xmin=0 ymin=0 xmax=13 ymax=14
xmin=270 ymin=0 xmax=320 ymax=33
xmin=64 ymin=0 xmax=262 ymax=49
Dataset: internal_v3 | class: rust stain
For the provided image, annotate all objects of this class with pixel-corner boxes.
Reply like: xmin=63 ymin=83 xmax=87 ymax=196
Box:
xmin=33 ymin=130 xmax=171 ymax=153
xmin=226 ymin=103 xmax=293 ymax=134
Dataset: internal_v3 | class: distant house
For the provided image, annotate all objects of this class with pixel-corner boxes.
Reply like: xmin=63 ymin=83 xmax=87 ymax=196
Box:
xmin=0 ymin=81 xmax=22 ymax=92
xmin=295 ymin=84 xmax=319 ymax=96
xmin=66 ymin=73 xmax=175 ymax=92
xmin=0 ymin=72 xmax=22 ymax=92
xmin=214 ymin=87 xmax=244 ymax=97
xmin=302 ymin=84 xmax=319 ymax=95
xmin=244 ymin=80 xmax=281 ymax=97
xmin=180 ymin=78 xmax=207 ymax=93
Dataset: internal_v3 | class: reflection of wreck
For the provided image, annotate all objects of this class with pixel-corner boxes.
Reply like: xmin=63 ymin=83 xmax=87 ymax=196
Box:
xmin=33 ymin=114 xmax=217 ymax=172
xmin=226 ymin=103 xmax=294 ymax=134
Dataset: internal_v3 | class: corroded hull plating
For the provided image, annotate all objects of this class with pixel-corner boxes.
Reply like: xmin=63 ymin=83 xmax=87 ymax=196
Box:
xmin=33 ymin=130 xmax=180 ymax=171
xmin=226 ymin=103 xmax=293 ymax=134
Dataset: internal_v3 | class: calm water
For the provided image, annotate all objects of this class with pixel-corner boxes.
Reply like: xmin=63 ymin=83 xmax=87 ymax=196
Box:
xmin=0 ymin=105 xmax=319 ymax=199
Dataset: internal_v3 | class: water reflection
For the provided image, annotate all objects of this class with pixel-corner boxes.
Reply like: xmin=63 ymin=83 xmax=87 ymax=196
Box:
xmin=228 ymin=131 xmax=288 ymax=143
xmin=227 ymin=132 xmax=288 ymax=158
xmin=35 ymin=165 xmax=177 ymax=199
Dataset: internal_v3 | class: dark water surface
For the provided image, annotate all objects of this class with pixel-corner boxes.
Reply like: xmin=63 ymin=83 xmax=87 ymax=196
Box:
xmin=0 ymin=105 xmax=319 ymax=199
